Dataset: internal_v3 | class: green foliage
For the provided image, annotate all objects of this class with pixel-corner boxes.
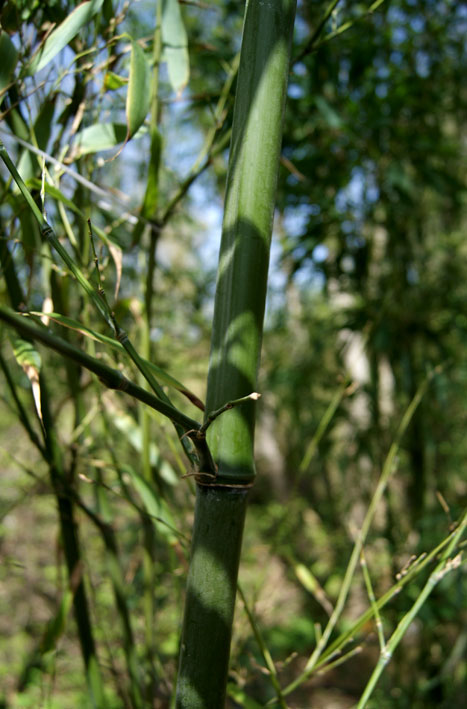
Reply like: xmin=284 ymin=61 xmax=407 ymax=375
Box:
xmin=0 ymin=0 xmax=466 ymax=707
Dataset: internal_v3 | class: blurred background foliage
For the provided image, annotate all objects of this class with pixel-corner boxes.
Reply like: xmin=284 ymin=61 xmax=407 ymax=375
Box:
xmin=0 ymin=0 xmax=466 ymax=707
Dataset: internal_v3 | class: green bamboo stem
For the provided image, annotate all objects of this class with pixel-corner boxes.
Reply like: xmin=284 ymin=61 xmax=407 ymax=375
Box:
xmin=176 ymin=486 xmax=250 ymax=708
xmin=176 ymin=2 xmax=297 ymax=706
xmin=138 ymin=6 xmax=163 ymax=690
xmin=360 ymin=550 xmax=385 ymax=651
xmin=205 ymin=0 xmax=297 ymax=486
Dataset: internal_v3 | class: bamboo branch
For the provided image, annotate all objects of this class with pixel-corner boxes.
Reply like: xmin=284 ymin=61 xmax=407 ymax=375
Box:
xmin=0 ymin=305 xmax=201 ymax=434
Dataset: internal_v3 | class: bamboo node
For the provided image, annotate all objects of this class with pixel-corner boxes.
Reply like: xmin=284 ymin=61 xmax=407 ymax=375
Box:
xmin=195 ymin=477 xmax=254 ymax=489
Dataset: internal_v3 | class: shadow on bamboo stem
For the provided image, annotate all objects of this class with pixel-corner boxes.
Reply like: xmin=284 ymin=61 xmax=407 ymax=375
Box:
xmin=176 ymin=486 xmax=249 ymax=708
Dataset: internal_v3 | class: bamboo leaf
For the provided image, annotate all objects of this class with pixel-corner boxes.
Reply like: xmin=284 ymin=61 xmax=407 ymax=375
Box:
xmin=27 ymin=311 xmax=205 ymax=409
xmin=104 ymin=70 xmax=127 ymax=90
xmin=108 ymin=242 xmax=122 ymax=301
xmin=122 ymin=463 xmax=178 ymax=541
xmin=126 ymin=39 xmax=151 ymax=139
xmin=12 ymin=338 xmax=43 ymax=425
xmin=73 ymin=122 xmax=128 ymax=157
xmin=28 ymin=179 xmax=82 ymax=217
xmin=17 ymin=98 xmax=56 ymax=183
xmin=294 ymin=563 xmax=333 ymax=616
xmin=0 ymin=31 xmax=18 ymax=93
xmin=12 ymin=338 xmax=41 ymax=371
xmin=162 ymin=0 xmax=189 ymax=94
xmin=28 ymin=0 xmax=105 ymax=74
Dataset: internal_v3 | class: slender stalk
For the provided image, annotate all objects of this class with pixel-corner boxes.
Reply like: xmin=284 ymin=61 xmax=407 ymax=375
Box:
xmin=237 ymin=584 xmax=287 ymax=708
xmin=0 ymin=239 xmax=106 ymax=707
xmin=39 ymin=372 xmax=107 ymax=708
xmin=357 ymin=509 xmax=466 ymax=708
xmin=176 ymin=2 xmax=297 ymax=706
xmin=297 ymin=0 xmax=344 ymax=60
xmin=280 ymin=368 xmax=440 ymax=698
xmin=360 ymin=551 xmax=385 ymax=652
xmin=138 ymin=5 xmax=164 ymax=692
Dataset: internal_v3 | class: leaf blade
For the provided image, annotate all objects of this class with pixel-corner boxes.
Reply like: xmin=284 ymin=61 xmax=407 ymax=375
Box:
xmin=0 ymin=31 xmax=18 ymax=93
xmin=28 ymin=0 xmax=105 ymax=75
xmin=126 ymin=40 xmax=151 ymax=139
xmin=28 ymin=311 xmax=205 ymax=410
xmin=162 ymin=0 xmax=189 ymax=94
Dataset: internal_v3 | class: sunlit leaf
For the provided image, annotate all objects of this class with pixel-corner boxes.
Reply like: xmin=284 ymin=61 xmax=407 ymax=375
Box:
xmin=162 ymin=0 xmax=189 ymax=94
xmin=294 ymin=563 xmax=333 ymax=616
xmin=13 ymin=338 xmax=41 ymax=373
xmin=12 ymin=338 xmax=43 ymax=425
xmin=28 ymin=0 xmax=105 ymax=75
xmin=73 ymin=122 xmax=127 ymax=157
xmin=126 ymin=39 xmax=150 ymax=139
xmin=108 ymin=242 xmax=122 ymax=301
xmin=104 ymin=70 xmax=127 ymax=90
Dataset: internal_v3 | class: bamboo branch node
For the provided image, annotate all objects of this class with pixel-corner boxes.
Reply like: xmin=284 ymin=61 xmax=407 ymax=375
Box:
xmin=200 ymin=392 xmax=261 ymax=434
xmin=41 ymin=224 xmax=54 ymax=241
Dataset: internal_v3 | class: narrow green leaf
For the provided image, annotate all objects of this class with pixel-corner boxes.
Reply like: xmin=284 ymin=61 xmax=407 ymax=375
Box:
xmin=122 ymin=463 xmax=178 ymax=541
xmin=294 ymin=563 xmax=333 ymax=616
xmin=126 ymin=39 xmax=150 ymax=139
xmin=17 ymin=98 xmax=56 ymax=183
xmin=161 ymin=0 xmax=189 ymax=93
xmin=0 ymin=31 xmax=18 ymax=93
xmin=28 ymin=179 xmax=82 ymax=217
xmin=13 ymin=338 xmax=41 ymax=371
xmin=40 ymin=590 xmax=74 ymax=655
xmin=12 ymin=338 xmax=43 ymax=424
xmin=104 ymin=70 xmax=127 ymax=90
xmin=73 ymin=122 xmax=127 ymax=157
xmin=132 ymin=126 xmax=162 ymax=245
xmin=28 ymin=0 xmax=105 ymax=74
xmin=28 ymin=311 xmax=205 ymax=409
xmin=315 ymin=96 xmax=342 ymax=129
xmin=109 ymin=405 xmax=178 ymax=486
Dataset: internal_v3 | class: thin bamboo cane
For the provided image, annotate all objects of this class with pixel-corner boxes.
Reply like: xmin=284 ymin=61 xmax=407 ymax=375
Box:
xmin=0 ymin=238 xmax=106 ymax=706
